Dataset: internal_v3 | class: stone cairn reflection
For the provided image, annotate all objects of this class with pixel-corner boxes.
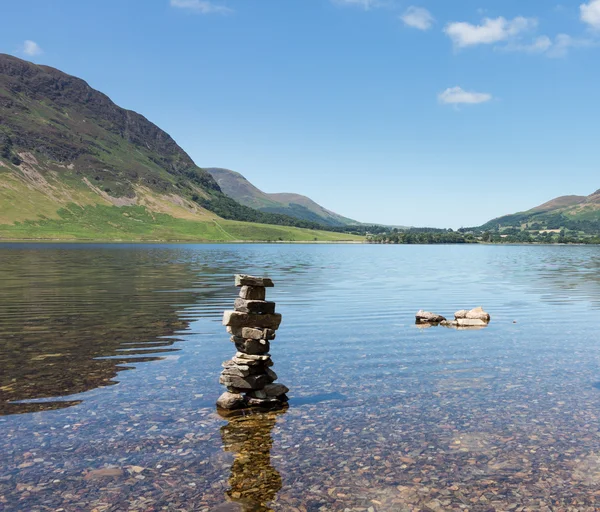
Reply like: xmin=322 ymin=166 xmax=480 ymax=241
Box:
xmin=217 ymin=275 xmax=289 ymax=411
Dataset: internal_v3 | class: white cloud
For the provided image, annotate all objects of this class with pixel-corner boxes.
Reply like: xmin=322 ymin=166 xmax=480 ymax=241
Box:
xmin=401 ymin=7 xmax=434 ymax=30
xmin=22 ymin=40 xmax=43 ymax=57
xmin=438 ymin=86 xmax=492 ymax=105
xmin=170 ymin=0 xmax=232 ymax=14
xmin=445 ymin=16 xmax=537 ymax=48
xmin=581 ymin=0 xmax=600 ymax=29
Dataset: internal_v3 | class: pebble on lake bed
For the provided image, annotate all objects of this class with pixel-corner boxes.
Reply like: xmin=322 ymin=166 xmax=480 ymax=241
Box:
xmin=217 ymin=275 xmax=289 ymax=412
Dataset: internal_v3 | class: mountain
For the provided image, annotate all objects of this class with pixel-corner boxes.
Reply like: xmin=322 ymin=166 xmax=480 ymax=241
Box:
xmin=206 ymin=168 xmax=358 ymax=227
xmin=0 ymin=54 xmax=361 ymax=242
xmin=478 ymin=189 xmax=600 ymax=234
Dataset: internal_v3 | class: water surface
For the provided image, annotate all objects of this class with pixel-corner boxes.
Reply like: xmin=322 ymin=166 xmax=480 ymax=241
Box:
xmin=1 ymin=243 xmax=600 ymax=511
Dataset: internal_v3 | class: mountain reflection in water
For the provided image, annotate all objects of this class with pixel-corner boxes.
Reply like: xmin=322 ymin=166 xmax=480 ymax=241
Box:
xmin=0 ymin=245 xmax=222 ymax=415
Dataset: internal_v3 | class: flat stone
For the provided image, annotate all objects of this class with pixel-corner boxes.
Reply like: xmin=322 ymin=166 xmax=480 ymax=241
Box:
xmin=234 ymin=298 xmax=276 ymax=315
xmin=246 ymin=397 xmax=287 ymax=408
xmin=227 ymin=326 xmax=276 ymax=340
xmin=216 ymin=392 xmax=246 ymax=410
xmin=221 ymin=365 xmax=252 ymax=378
xmin=232 ymin=356 xmax=273 ymax=367
xmin=415 ymin=310 xmax=447 ymax=324
xmin=265 ymin=367 xmax=278 ymax=382
xmin=222 ymin=311 xmax=282 ymax=330
xmin=454 ymin=310 xmax=469 ymax=319
xmin=239 ymin=285 xmax=266 ymax=301
xmin=232 ymin=337 xmax=271 ymax=355
xmin=235 ymin=275 xmax=274 ymax=288
xmin=219 ymin=374 xmax=269 ymax=391
xmin=235 ymin=352 xmax=271 ymax=361
xmin=457 ymin=318 xmax=488 ymax=327
xmin=263 ymin=383 xmax=289 ymax=397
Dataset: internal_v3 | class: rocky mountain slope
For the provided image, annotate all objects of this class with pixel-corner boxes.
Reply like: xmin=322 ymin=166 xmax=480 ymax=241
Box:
xmin=206 ymin=167 xmax=357 ymax=227
xmin=0 ymin=54 xmax=362 ymax=241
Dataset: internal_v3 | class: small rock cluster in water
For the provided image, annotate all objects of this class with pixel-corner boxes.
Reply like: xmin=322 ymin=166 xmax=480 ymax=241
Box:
xmin=217 ymin=275 xmax=289 ymax=411
xmin=416 ymin=307 xmax=491 ymax=329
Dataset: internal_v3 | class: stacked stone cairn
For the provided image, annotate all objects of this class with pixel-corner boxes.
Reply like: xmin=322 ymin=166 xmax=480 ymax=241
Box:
xmin=217 ymin=275 xmax=289 ymax=411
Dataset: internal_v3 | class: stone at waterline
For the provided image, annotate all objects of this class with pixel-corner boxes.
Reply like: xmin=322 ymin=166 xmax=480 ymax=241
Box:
xmin=216 ymin=392 xmax=246 ymax=410
xmin=263 ymin=383 xmax=289 ymax=397
xmin=222 ymin=311 xmax=282 ymax=330
xmin=246 ymin=396 xmax=289 ymax=407
xmin=232 ymin=337 xmax=271 ymax=355
xmin=457 ymin=318 xmax=488 ymax=327
xmin=239 ymin=285 xmax=266 ymax=301
xmin=415 ymin=310 xmax=447 ymax=324
xmin=235 ymin=275 xmax=274 ymax=288
xmin=234 ymin=298 xmax=276 ymax=315
xmin=227 ymin=326 xmax=276 ymax=341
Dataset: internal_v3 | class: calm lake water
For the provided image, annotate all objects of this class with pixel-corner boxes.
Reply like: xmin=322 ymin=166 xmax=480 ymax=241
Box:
xmin=1 ymin=243 xmax=600 ymax=511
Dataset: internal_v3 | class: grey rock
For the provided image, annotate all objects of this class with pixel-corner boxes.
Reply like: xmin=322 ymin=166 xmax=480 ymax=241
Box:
xmin=263 ymin=383 xmax=289 ymax=397
xmin=265 ymin=367 xmax=278 ymax=382
xmin=232 ymin=356 xmax=273 ymax=367
xmin=465 ymin=306 xmax=491 ymax=322
xmin=234 ymin=298 xmax=276 ymax=315
xmin=232 ymin=337 xmax=271 ymax=355
xmin=245 ymin=397 xmax=287 ymax=408
xmin=415 ymin=310 xmax=447 ymax=324
xmin=235 ymin=275 xmax=274 ymax=288
xmin=216 ymin=392 xmax=246 ymax=410
xmin=222 ymin=311 xmax=282 ymax=330
xmin=454 ymin=310 xmax=469 ymax=319
xmin=221 ymin=365 xmax=252 ymax=377
xmin=247 ymin=390 xmax=267 ymax=399
xmin=239 ymin=285 xmax=266 ymax=301
xmin=227 ymin=326 xmax=276 ymax=340
xmin=219 ymin=374 xmax=269 ymax=390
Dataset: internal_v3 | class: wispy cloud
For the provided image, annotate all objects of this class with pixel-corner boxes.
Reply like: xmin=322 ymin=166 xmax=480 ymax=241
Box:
xmin=438 ymin=86 xmax=492 ymax=105
xmin=22 ymin=40 xmax=43 ymax=57
xmin=445 ymin=16 xmax=537 ymax=48
xmin=581 ymin=0 xmax=600 ymax=29
xmin=170 ymin=0 xmax=232 ymax=15
xmin=503 ymin=33 xmax=597 ymax=57
xmin=401 ymin=7 xmax=434 ymax=30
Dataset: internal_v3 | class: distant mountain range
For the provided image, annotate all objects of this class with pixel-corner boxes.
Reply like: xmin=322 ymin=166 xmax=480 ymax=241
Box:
xmin=0 ymin=54 xmax=361 ymax=242
xmin=206 ymin=168 xmax=357 ymax=227
xmin=479 ymin=189 xmax=600 ymax=233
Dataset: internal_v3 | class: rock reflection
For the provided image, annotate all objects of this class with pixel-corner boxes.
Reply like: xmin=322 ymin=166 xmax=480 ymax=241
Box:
xmin=219 ymin=409 xmax=287 ymax=512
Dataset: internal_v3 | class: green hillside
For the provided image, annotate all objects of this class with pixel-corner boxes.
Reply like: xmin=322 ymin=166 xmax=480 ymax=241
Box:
xmin=206 ymin=167 xmax=358 ymax=227
xmin=474 ymin=189 xmax=600 ymax=241
xmin=0 ymin=54 xmax=362 ymax=242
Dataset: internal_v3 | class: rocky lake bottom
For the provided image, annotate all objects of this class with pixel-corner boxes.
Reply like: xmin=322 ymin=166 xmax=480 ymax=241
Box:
xmin=1 ymin=243 xmax=600 ymax=511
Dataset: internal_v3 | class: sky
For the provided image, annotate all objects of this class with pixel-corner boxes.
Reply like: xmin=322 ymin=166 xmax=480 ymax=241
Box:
xmin=1 ymin=0 xmax=600 ymax=228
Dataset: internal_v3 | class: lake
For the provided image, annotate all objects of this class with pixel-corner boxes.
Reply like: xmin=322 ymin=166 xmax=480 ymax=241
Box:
xmin=1 ymin=243 xmax=600 ymax=511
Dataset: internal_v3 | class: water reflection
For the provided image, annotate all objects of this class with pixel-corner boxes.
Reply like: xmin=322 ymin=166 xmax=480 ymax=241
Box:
xmin=0 ymin=246 xmax=220 ymax=415
xmin=219 ymin=409 xmax=287 ymax=512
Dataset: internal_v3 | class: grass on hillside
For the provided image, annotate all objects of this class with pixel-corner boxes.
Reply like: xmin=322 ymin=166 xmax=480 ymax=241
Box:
xmin=0 ymin=203 xmax=364 ymax=242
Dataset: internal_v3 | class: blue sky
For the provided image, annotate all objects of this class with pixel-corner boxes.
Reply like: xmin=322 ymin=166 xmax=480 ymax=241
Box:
xmin=2 ymin=0 xmax=600 ymax=227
